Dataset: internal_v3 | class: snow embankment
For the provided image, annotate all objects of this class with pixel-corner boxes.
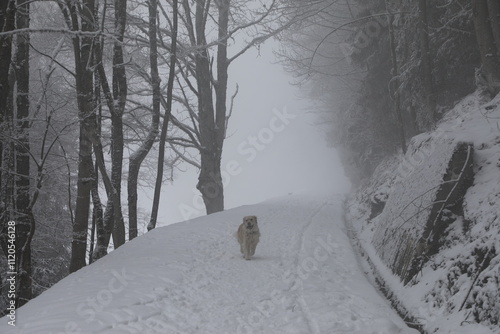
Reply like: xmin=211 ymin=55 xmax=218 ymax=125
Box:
xmin=0 ymin=194 xmax=417 ymax=334
xmin=347 ymin=91 xmax=500 ymax=334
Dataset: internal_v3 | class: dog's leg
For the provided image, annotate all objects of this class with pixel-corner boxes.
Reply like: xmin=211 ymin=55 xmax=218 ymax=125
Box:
xmin=249 ymin=244 xmax=256 ymax=257
xmin=244 ymin=242 xmax=251 ymax=260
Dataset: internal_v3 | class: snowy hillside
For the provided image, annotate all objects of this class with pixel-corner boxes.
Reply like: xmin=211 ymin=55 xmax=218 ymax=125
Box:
xmin=346 ymin=91 xmax=500 ymax=334
xmin=0 ymin=194 xmax=417 ymax=334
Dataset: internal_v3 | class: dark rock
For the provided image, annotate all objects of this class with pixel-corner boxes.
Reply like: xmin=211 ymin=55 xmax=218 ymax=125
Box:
xmin=372 ymin=140 xmax=474 ymax=284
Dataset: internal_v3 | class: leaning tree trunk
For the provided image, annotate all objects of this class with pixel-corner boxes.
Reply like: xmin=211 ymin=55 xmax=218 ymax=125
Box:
xmin=473 ymin=0 xmax=500 ymax=96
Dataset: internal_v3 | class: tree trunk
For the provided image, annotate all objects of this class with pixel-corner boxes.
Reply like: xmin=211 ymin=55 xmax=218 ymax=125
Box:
xmin=418 ymin=0 xmax=436 ymax=123
xmin=127 ymin=0 xmax=162 ymax=239
xmin=89 ymin=66 xmax=103 ymax=262
xmin=0 ymin=5 xmax=14 ymax=293
xmin=127 ymin=162 xmax=141 ymax=239
xmin=193 ymin=0 xmax=226 ymax=214
xmin=67 ymin=0 xmax=96 ymax=273
xmin=197 ymin=155 xmax=224 ymax=214
xmin=91 ymin=0 xmax=127 ymax=257
xmin=148 ymin=0 xmax=178 ymax=230
xmin=89 ymin=159 xmax=104 ymax=263
xmin=1 ymin=124 xmax=14 ymax=252
xmin=96 ymin=32 xmax=127 ymax=252
xmin=13 ymin=0 xmax=33 ymax=306
xmin=0 ymin=1 xmax=16 ymax=219
xmin=386 ymin=4 xmax=406 ymax=154
xmin=91 ymin=142 xmax=120 ymax=260
xmin=108 ymin=0 xmax=127 ymax=247
xmin=473 ymin=0 xmax=500 ymax=96
xmin=70 ymin=122 xmax=93 ymax=273
xmin=0 ymin=68 xmax=15 ymax=300
xmin=177 ymin=0 xmax=279 ymax=215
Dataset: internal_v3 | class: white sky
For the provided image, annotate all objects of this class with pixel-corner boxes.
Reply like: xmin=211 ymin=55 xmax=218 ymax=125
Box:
xmin=139 ymin=40 xmax=350 ymax=226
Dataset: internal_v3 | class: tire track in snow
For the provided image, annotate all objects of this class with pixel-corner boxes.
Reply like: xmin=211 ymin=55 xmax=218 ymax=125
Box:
xmin=95 ymin=200 xmax=333 ymax=334
xmin=283 ymin=201 xmax=329 ymax=334
xmin=0 ymin=196 xmax=420 ymax=334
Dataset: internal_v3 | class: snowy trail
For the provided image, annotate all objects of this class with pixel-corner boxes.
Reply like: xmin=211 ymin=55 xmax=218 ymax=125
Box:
xmin=1 ymin=194 xmax=418 ymax=334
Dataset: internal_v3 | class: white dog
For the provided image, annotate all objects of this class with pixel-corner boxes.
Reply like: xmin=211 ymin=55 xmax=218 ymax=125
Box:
xmin=237 ymin=216 xmax=260 ymax=260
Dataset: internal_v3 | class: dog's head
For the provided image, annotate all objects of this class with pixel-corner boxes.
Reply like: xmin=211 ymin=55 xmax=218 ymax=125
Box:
xmin=243 ymin=216 xmax=258 ymax=230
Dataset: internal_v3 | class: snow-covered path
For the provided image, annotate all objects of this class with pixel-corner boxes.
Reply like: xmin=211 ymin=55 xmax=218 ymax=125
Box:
xmin=1 ymin=195 xmax=418 ymax=333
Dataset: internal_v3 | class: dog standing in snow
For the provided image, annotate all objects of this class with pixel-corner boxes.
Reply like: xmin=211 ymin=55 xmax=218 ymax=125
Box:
xmin=237 ymin=216 xmax=260 ymax=260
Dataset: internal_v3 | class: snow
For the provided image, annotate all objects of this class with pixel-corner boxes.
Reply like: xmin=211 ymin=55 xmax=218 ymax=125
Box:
xmin=0 ymin=194 xmax=417 ymax=334
xmin=372 ymin=136 xmax=459 ymax=277
xmin=346 ymin=90 xmax=500 ymax=334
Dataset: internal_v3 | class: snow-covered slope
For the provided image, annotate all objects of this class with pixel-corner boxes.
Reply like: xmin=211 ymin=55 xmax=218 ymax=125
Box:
xmin=346 ymin=91 xmax=500 ymax=334
xmin=0 ymin=194 xmax=417 ymax=334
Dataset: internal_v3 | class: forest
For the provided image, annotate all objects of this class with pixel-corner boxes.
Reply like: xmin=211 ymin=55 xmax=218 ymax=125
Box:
xmin=1 ymin=0 xmax=499 ymax=318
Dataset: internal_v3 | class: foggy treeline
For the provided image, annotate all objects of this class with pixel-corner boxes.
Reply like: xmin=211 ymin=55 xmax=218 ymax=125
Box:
xmin=0 ymin=0 xmax=498 ymax=313
xmin=279 ymin=0 xmax=499 ymax=179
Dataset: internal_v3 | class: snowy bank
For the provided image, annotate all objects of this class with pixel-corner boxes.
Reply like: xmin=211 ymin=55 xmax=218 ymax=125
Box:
xmin=0 ymin=195 xmax=416 ymax=334
xmin=346 ymin=91 xmax=500 ymax=334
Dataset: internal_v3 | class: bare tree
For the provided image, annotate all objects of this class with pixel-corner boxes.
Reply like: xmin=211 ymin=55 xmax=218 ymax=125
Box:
xmin=127 ymin=0 xmax=161 ymax=239
xmin=172 ymin=0 xmax=289 ymax=214
xmin=107 ymin=0 xmax=128 ymax=248
xmin=92 ymin=0 xmax=128 ymax=260
xmin=58 ymin=0 xmax=97 ymax=273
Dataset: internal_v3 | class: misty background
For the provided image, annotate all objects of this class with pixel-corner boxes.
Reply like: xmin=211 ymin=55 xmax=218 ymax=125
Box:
xmin=145 ymin=41 xmax=350 ymax=225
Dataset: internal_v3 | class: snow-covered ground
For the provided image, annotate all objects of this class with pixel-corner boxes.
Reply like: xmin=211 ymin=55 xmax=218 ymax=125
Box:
xmin=0 ymin=194 xmax=417 ymax=334
xmin=346 ymin=91 xmax=500 ymax=334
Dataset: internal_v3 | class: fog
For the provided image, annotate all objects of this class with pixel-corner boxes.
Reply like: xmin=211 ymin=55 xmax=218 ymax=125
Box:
xmin=140 ymin=41 xmax=350 ymax=226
